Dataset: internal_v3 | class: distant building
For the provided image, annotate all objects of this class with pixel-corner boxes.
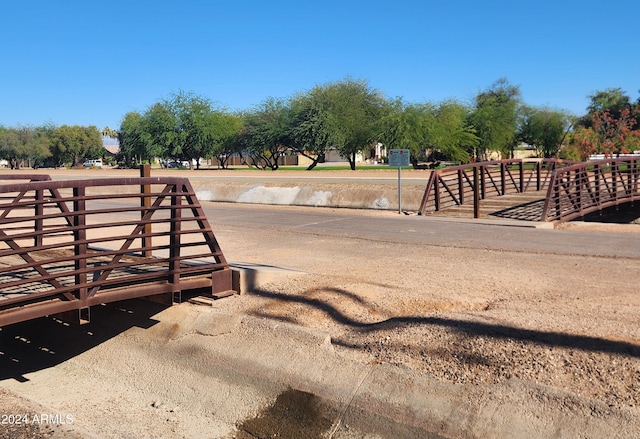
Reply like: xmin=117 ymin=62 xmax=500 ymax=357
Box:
xmin=103 ymin=144 xmax=120 ymax=156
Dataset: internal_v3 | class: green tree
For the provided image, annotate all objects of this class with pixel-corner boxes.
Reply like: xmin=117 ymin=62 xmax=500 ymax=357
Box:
xmin=170 ymin=91 xmax=219 ymax=169
xmin=143 ymin=102 xmax=180 ymax=162
xmin=119 ymin=92 xmax=244 ymax=169
xmin=289 ymin=91 xmax=329 ymax=170
xmin=240 ymin=98 xmax=293 ymax=170
xmin=288 ymin=87 xmax=343 ymax=170
xmin=429 ymin=100 xmax=478 ymax=163
xmin=49 ymin=125 xmax=102 ymax=167
xmin=83 ymin=126 xmax=104 ymax=158
xmin=470 ymin=78 xmax=521 ymax=160
xmin=133 ymin=91 xmax=236 ymax=169
xmin=118 ymin=112 xmax=149 ymax=167
xmin=320 ymin=78 xmax=386 ymax=170
xmin=518 ymin=106 xmax=573 ymax=158
xmin=209 ymin=112 xmax=243 ymax=169
xmin=377 ymin=99 xmax=477 ymax=167
xmin=25 ymin=126 xmax=52 ymax=168
xmin=377 ymin=99 xmax=434 ymax=167
xmin=0 ymin=126 xmax=21 ymax=168
xmin=0 ymin=126 xmax=51 ymax=169
xmin=102 ymin=126 xmax=119 ymax=142
xmin=583 ymin=88 xmax=631 ymax=126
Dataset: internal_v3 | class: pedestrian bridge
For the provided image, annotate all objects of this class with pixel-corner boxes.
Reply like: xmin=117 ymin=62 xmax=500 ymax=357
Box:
xmin=418 ymin=157 xmax=640 ymax=222
xmin=0 ymin=175 xmax=234 ymax=328
xmin=1 ymin=159 xmax=638 ymax=327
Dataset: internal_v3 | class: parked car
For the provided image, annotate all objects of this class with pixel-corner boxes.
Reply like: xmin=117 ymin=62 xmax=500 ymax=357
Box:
xmin=83 ymin=159 xmax=103 ymax=168
xmin=166 ymin=160 xmax=192 ymax=169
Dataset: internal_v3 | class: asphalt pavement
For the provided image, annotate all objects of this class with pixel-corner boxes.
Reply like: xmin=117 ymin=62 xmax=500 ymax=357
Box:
xmin=203 ymin=202 xmax=640 ymax=260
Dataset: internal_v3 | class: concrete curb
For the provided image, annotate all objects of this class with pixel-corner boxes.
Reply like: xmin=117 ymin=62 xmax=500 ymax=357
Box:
xmin=228 ymin=262 xmax=305 ymax=294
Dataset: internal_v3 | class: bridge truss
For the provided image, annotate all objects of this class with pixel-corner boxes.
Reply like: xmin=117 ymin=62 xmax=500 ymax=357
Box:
xmin=0 ymin=175 xmax=233 ymax=327
xmin=418 ymin=158 xmax=640 ymax=222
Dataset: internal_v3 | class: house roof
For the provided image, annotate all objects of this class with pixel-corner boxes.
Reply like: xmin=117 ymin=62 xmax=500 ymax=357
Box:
xmin=104 ymin=145 xmax=120 ymax=155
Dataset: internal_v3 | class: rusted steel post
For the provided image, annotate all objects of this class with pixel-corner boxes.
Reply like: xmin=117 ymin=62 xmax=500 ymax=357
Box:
xmin=458 ymin=169 xmax=464 ymax=205
xmin=434 ymin=174 xmax=441 ymax=212
xmin=35 ymin=188 xmax=43 ymax=247
xmin=418 ymin=171 xmax=435 ymax=215
xmin=480 ymin=165 xmax=486 ymax=199
xmin=631 ymin=159 xmax=640 ymax=195
xmin=473 ymin=166 xmax=480 ymax=218
xmin=627 ymin=161 xmax=632 ymax=197
xmin=594 ymin=164 xmax=601 ymax=203
xmin=500 ymin=162 xmax=506 ymax=195
xmin=554 ymin=176 xmax=561 ymax=220
xmin=519 ymin=160 xmax=524 ymax=193
xmin=536 ymin=161 xmax=541 ymax=191
xmin=575 ymin=168 xmax=582 ymax=214
xmin=73 ymin=186 xmax=87 ymax=301
xmin=612 ymin=161 xmax=618 ymax=201
xmin=140 ymin=164 xmax=152 ymax=257
xmin=169 ymin=183 xmax=182 ymax=290
xmin=541 ymin=167 xmax=556 ymax=221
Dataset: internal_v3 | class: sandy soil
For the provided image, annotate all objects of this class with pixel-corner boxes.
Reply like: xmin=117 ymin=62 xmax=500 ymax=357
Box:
xmin=217 ymin=222 xmax=640 ymax=408
xmin=2 ymin=217 xmax=640 ymax=438
xmin=1 ymin=170 xmax=640 ymax=438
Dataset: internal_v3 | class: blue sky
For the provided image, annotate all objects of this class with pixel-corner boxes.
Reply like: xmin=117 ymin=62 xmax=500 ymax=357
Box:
xmin=1 ymin=0 xmax=639 ymax=131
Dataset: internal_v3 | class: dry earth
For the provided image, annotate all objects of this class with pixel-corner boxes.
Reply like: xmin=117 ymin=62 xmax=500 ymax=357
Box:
xmin=1 ymin=168 xmax=640 ymax=438
xmin=218 ymin=217 xmax=640 ymax=409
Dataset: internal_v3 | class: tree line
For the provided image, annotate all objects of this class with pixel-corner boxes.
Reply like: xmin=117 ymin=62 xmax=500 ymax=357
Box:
xmin=115 ymin=78 xmax=640 ymax=170
xmin=1 ymin=78 xmax=638 ymax=170
xmin=0 ymin=124 xmax=103 ymax=169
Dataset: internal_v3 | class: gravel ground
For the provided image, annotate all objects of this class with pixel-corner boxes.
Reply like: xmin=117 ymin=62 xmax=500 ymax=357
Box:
xmin=2 ymin=219 xmax=640 ymax=437
xmin=222 ymin=262 xmax=640 ymax=409
xmin=208 ymin=207 xmax=640 ymax=436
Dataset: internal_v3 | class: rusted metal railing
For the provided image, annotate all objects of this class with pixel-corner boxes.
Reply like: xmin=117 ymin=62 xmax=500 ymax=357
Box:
xmin=418 ymin=159 xmax=578 ymax=216
xmin=0 ymin=174 xmax=53 ymax=183
xmin=0 ymin=176 xmax=233 ymax=327
xmin=542 ymin=158 xmax=640 ymax=222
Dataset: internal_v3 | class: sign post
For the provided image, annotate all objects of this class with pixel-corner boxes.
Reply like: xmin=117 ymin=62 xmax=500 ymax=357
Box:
xmin=388 ymin=149 xmax=410 ymax=214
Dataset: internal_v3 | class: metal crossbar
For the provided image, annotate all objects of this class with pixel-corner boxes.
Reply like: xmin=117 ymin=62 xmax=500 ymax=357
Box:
xmin=0 ymin=176 xmax=233 ymax=327
xmin=418 ymin=159 xmax=578 ymax=216
xmin=542 ymin=158 xmax=640 ymax=222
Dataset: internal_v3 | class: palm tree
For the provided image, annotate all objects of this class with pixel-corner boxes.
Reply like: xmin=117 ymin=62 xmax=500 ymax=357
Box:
xmin=101 ymin=126 xmax=119 ymax=143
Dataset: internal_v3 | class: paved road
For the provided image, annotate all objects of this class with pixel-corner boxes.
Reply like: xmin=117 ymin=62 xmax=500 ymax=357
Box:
xmin=202 ymin=202 xmax=640 ymax=260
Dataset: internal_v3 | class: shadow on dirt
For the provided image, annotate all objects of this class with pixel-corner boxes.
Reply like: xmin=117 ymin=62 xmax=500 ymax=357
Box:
xmin=247 ymin=288 xmax=640 ymax=359
xmin=0 ymin=299 xmax=167 ymax=382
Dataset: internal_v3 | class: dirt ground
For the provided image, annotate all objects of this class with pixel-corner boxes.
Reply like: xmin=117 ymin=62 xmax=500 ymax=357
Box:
xmin=1 ymin=169 xmax=640 ymax=438
xmin=218 ymin=219 xmax=640 ymax=408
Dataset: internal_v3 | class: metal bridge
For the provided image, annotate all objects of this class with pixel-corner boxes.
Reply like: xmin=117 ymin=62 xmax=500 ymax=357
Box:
xmin=418 ymin=157 xmax=640 ymax=222
xmin=0 ymin=174 xmax=233 ymax=327
xmin=1 ymin=158 xmax=638 ymax=327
